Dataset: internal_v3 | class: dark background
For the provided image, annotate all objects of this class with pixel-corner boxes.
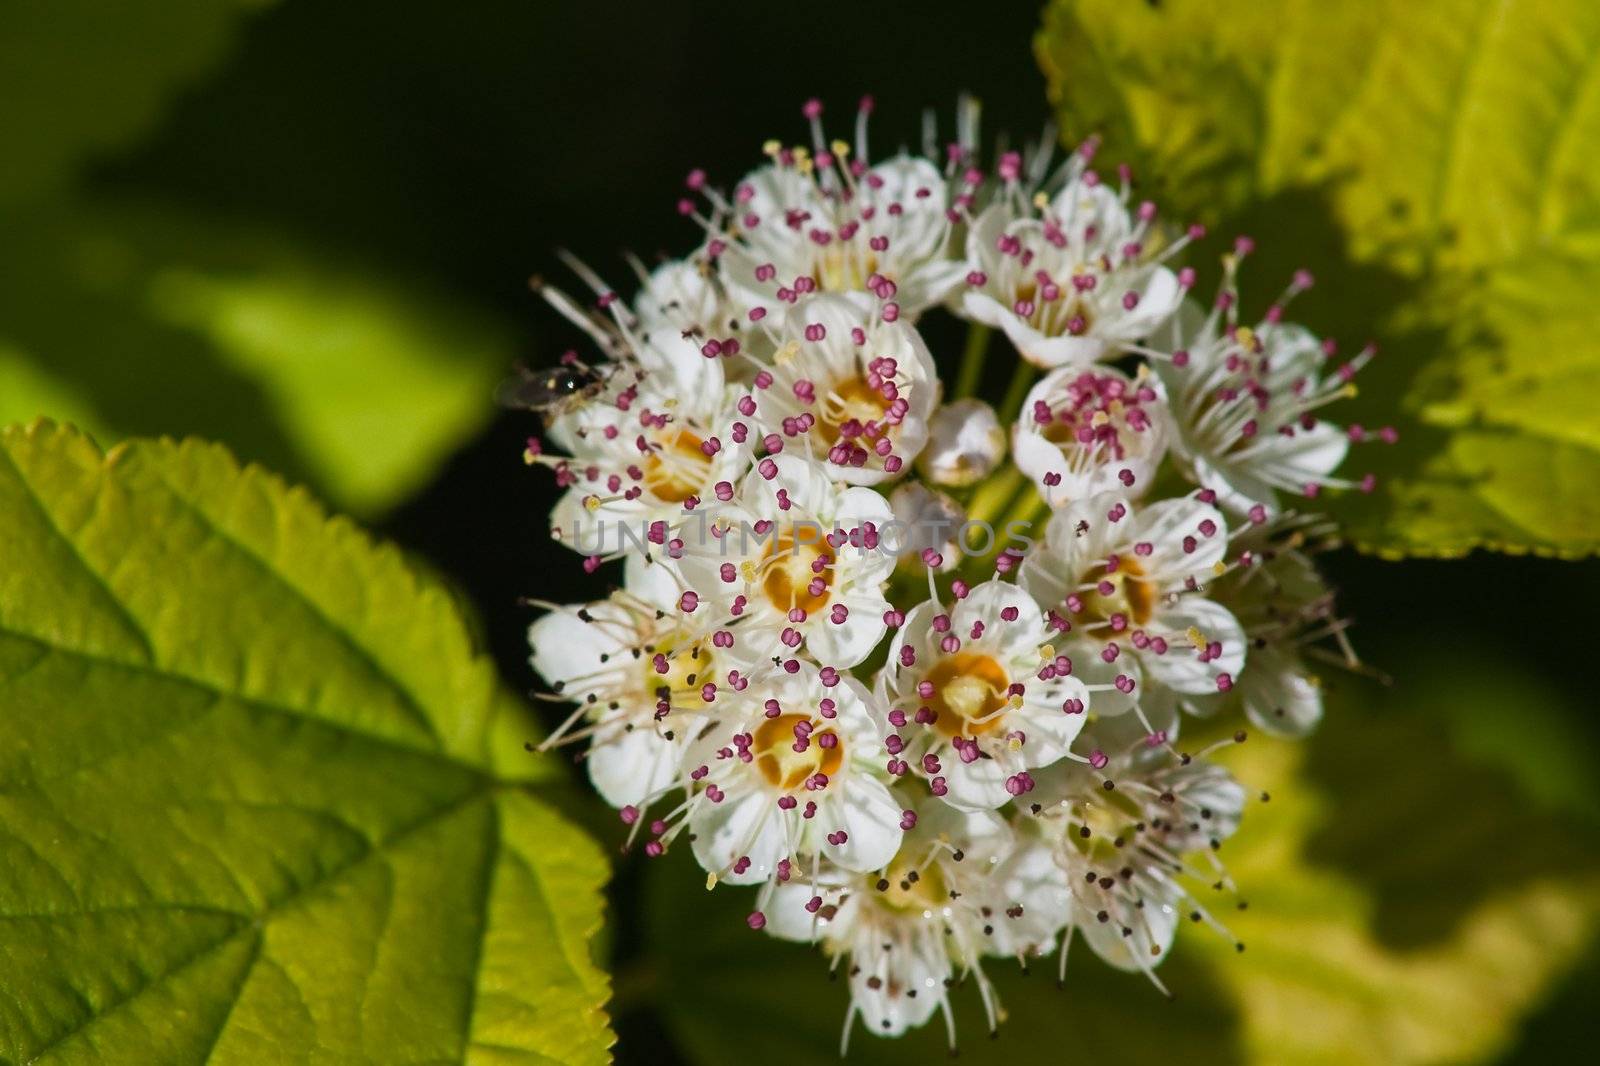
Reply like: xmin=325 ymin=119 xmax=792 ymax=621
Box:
xmin=73 ymin=0 xmax=1600 ymax=1060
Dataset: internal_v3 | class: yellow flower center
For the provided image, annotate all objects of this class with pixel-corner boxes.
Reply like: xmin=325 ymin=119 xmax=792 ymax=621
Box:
xmin=817 ymin=375 xmax=893 ymax=441
xmin=875 ymin=849 xmax=950 ymax=916
xmin=644 ymin=428 xmax=710 ymax=503
xmin=924 ymin=652 xmax=1010 ymax=738
xmin=1072 ymin=557 xmax=1156 ymax=631
xmin=815 ymin=247 xmax=879 ymax=293
xmin=753 ymin=713 xmax=843 ymax=790
xmin=641 ymin=637 xmax=711 ymax=703
xmin=758 ymin=528 xmax=835 ymax=613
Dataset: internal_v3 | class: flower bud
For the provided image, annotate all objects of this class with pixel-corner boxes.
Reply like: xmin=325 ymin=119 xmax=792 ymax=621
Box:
xmin=888 ymin=482 xmax=965 ymax=573
xmin=917 ymin=398 xmax=1006 ymax=487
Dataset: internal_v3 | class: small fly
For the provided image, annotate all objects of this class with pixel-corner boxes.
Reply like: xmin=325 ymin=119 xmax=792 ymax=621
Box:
xmin=495 ymin=361 xmax=609 ymax=420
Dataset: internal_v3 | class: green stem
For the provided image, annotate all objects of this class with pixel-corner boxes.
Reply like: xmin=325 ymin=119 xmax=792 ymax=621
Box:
xmin=952 ymin=324 xmax=992 ymax=400
xmin=998 ymin=489 xmax=1050 ymax=552
xmin=957 ymin=480 xmax=1046 ymax=584
xmin=998 ymin=358 xmax=1037 ymax=422
xmin=964 ymin=466 xmax=1025 ymax=528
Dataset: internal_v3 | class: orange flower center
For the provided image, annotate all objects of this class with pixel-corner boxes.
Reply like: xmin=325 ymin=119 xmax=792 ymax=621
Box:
xmin=753 ymin=713 xmax=843 ymax=790
xmin=924 ymin=652 xmax=1010 ymax=738
xmin=817 ymin=375 xmax=892 ymax=441
xmin=758 ymin=528 xmax=835 ymax=614
xmin=644 ymin=428 xmax=710 ymax=503
xmin=1072 ymin=557 xmax=1157 ymax=631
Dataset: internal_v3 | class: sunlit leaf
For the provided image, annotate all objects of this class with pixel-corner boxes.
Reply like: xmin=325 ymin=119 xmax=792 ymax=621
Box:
xmin=1197 ymin=732 xmax=1597 ymax=1065
xmin=0 ymin=421 xmax=612 ymax=1065
xmin=1037 ymin=0 xmax=1600 ymax=557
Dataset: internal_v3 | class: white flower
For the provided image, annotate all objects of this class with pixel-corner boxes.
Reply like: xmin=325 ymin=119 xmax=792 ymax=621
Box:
xmin=748 ymin=294 xmax=939 ymax=484
xmin=887 ymin=481 xmax=965 ymax=573
xmin=632 ymin=257 xmax=770 ymax=384
xmin=875 ymin=580 xmax=1089 ymax=810
xmin=1153 ymin=298 xmax=1356 ymax=518
xmin=547 ymin=388 xmax=754 ymax=555
xmin=528 ymin=591 xmax=713 ymax=808
xmin=710 ymin=110 xmax=967 ymax=318
xmin=683 ymin=663 xmax=902 ymax=885
xmin=917 ymin=398 xmax=1006 ymax=487
xmin=763 ymin=804 xmax=1046 ymax=1045
xmin=1212 ymin=521 xmax=1347 ymax=737
xmin=672 ymin=453 xmax=896 ymax=668
xmin=958 ymin=151 xmax=1184 ymax=367
xmin=544 ymin=298 xmax=757 ymax=552
xmin=1012 ymin=365 xmax=1168 ymax=506
xmin=1029 ymin=745 xmax=1247 ymax=984
xmin=1018 ymin=492 xmax=1245 ymax=727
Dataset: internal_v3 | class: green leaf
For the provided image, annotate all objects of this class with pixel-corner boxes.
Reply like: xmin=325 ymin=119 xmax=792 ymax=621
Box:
xmin=0 ymin=421 xmax=612 ymax=1065
xmin=0 ymin=201 xmax=516 ymax=517
xmin=1036 ymin=0 xmax=1600 ymax=557
xmin=635 ymin=662 xmax=1599 ymax=1065
xmin=1 ymin=1 xmax=268 ymax=204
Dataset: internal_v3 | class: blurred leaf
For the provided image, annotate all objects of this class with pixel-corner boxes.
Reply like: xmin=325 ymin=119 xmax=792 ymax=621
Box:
xmin=1199 ymin=736 xmax=1597 ymax=1066
xmin=0 ymin=201 xmax=515 ymax=516
xmin=1349 ymin=644 xmax=1600 ymax=826
xmin=634 ymin=673 xmax=1599 ymax=1065
xmin=0 ymin=421 xmax=612 ymax=1064
xmin=1036 ymin=0 xmax=1600 ymax=558
xmin=1299 ymin=651 xmax=1600 ymax=950
xmin=1 ymin=1 xmax=269 ymax=204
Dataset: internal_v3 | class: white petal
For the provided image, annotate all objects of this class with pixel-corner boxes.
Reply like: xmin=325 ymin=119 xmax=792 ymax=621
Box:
xmin=1132 ymin=496 xmax=1229 ymax=582
xmin=1238 ymin=644 xmax=1324 ymax=737
xmin=1012 ymin=676 xmax=1091 ymax=760
xmin=989 ymin=846 xmax=1071 ymax=956
xmin=940 ymin=749 xmax=1012 ymax=810
xmin=822 ymin=778 xmax=904 ymax=872
xmin=527 ymin=602 xmax=628 ymax=690
xmin=959 ymin=288 xmax=1015 ymax=330
xmin=624 ymin=553 xmax=686 ymax=612
xmin=763 ymin=880 xmax=840 ymax=943
xmin=807 ymin=591 xmax=891 ymax=668
xmin=1002 ymin=315 xmax=1108 ymax=369
xmin=689 ymin=790 xmax=785 ymax=885
xmin=1078 ymin=892 xmax=1179 ymax=973
xmin=955 ymin=579 xmax=1042 ymax=644
xmin=587 ymin=726 xmax=680 ymax=808
xmin=1143 ymin=596 xmax=1246 ymax=695
xmin=1111 ymin=266 xmax=1182 ymax=339
xmin=850 ymin=938 xmax=945 ymax=1037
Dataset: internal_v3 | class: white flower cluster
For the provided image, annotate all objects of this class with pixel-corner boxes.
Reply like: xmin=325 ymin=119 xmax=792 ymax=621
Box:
xmin=522 ymin=98 xmax=1384 ymax=1048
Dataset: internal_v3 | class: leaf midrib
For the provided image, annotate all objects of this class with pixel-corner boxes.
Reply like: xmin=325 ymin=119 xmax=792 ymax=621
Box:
xmin=141 ymin=458 xmax=443 ymax=746
xmin=0 ymin=443 xmax=154 ymax=664
xmin=0 ymin=625 xmax=521 ymax=792
xmin=17 ymin=784 xmax=496 ymax=1065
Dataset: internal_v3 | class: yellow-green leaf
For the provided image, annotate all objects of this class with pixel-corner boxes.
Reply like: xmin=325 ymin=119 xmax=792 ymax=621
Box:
xmin=1037 ymin=0 xmax=1600 ymax=557
xmin=0 ymin=421 xmax=612 ymax=1065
